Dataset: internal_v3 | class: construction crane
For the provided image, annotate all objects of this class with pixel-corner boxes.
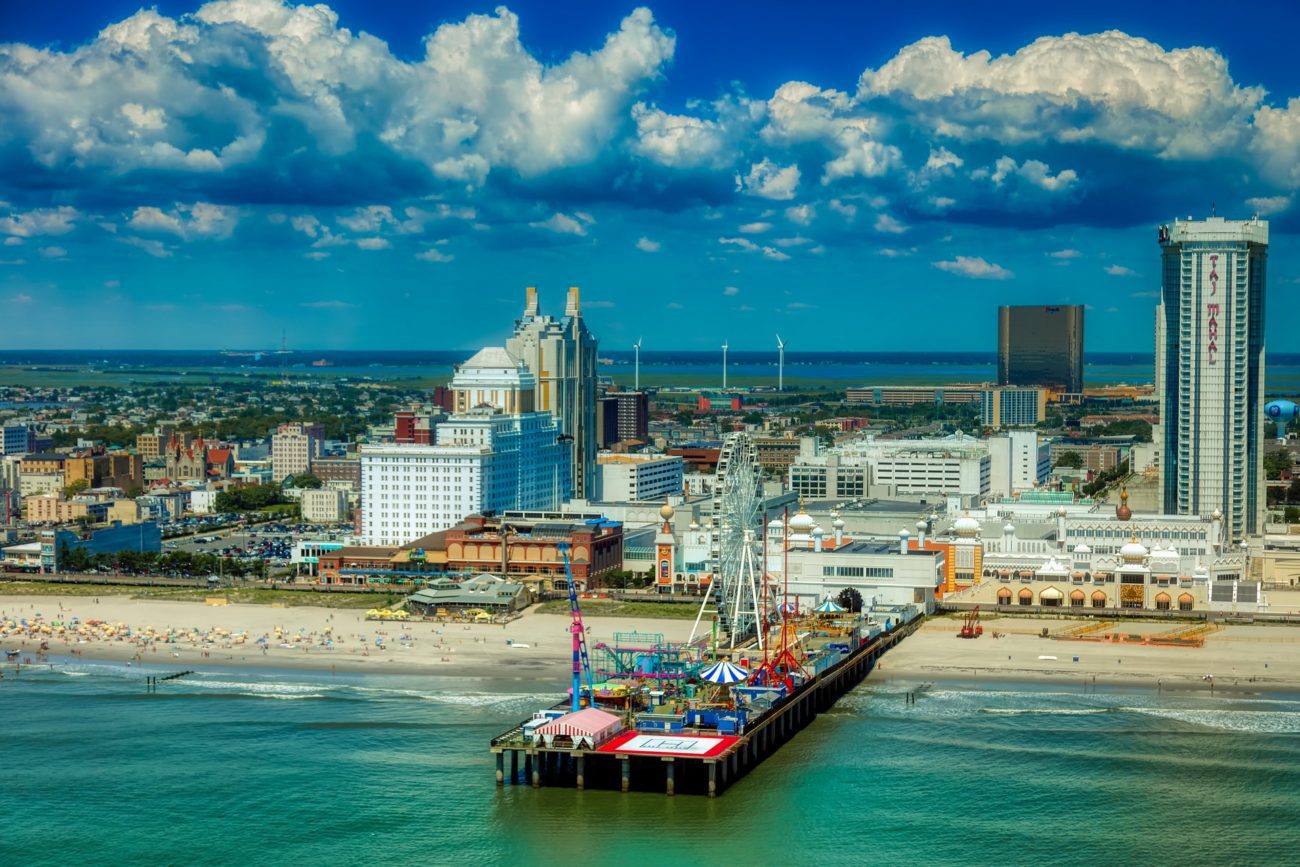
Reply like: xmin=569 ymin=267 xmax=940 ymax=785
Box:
xmin=957 ymin=606 xmax=983 ymax=639
xmin=558 ymin=543 xmax=596 ymax=712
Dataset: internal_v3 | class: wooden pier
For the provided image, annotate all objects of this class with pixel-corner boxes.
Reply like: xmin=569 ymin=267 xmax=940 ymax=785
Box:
xmin=491 ymin=617 xmax=921 ymax=797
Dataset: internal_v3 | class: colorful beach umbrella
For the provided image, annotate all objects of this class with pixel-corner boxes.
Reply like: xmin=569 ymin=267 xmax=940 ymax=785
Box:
xmin=701 ymin=660 xmax=750 ymax=684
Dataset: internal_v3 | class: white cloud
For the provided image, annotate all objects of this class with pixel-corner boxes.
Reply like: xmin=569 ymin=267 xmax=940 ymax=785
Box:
xmin=119 ymin=236 xmax=171 ymax=257
xmin=785 ymin=204 xmax=814 ymax=225
xmin=928 ymin=196 xmax=956 ymax=209
xmin=416 ymin=247 xmax=454 ymax=262
xmin=1048 ymin=249 xmax=1082 ymax=259
xmin=635 ymin=237 xmax=660 ymax=252
xmin=38 ymin=246 xmax=67 ymax=258
xmin=304 ymin=251 xmax=330 ymax=260
xmin=762 ymin=247 xmax=791 ymax=261
xmin=355 ymin=237 xmax=390 ymax=250
xmin=739 ymin=222 xmax=772 ymax=234
xmin=12 ymin=292 xmax=34 ymax=303
xmin=1245 ymin=195 xmax=1291 ymax=215
xmin=531 ymin=213 xmax=590 ymax=236
xmin=103 ymin=279 xmax=120 ymax=288
xmin=736 ymin=159 xmax=800 ymax=200
xmin=1105 ymin=264 xmax=1136 ymax=276
xmin=2 ymin=237 xmax=21 ymax=247
xmin=821 ymin=136 xmax=901 ymax=183
xmin=723 ymin=286 xmax=740 ymax=296
xmin=774 ymin=236 xmax=812 ymax=248
xmin=828 ymin=199 xmax=857 ymax=219
xmin=933 ymin=256 xmax=1013 ymax=279
xmin=878 ymin=247 xmax=916 ymax=257
xmin=719 ymin=236 xmax=759 ymax=252
xmin=874 ymin=214 xmax=908 ymax=234
xmin=989 ymin=156 xmax=1078 ymax=191
xmin=127 ymin=202 xmax=238 ymax=239
xmin=631 ymin=103 xmax=735 ymax=169
xmin=666 ymin=301 xmax=684 ymax=310
xmin=860 ymin=32 xmax=1263 ymax=158
xmin=338 ymin=206 xmax=396 ymax=233
xmin=0 ymin=206 xmax=79 ymax=237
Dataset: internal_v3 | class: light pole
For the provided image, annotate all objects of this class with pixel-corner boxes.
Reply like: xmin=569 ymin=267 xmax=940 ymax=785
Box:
xmin=722 ymin=340 xmax=729 ymax=391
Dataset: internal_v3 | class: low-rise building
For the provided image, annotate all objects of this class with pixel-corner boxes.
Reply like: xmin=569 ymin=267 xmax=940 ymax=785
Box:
xmin=595 ymin=453 xmax=684 ymax=502
xmin=406 ymin=575 xmax=532 ymax=615
xmin=846 ymin=385 xmax=983 ymax=406
xmin=301 ymin=488 xmax=349 ymax=524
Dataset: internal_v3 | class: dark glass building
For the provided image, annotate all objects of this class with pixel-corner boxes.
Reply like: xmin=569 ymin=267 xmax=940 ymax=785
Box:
xmin=997 ymin=305 xmax=1084 ymax=393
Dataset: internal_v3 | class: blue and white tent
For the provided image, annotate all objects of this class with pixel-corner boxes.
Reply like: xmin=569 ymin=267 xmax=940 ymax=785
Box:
xmin=700 ymin=660 xmax=750 ymax=684
xmin=814 ymin=597 xmax=846 ymax=614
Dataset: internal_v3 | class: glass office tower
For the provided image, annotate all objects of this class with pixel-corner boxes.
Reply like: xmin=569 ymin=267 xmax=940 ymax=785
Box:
xmin=997 ymin=305 xmax=1085 ymax=393
xmin=1156 ymin=216 xmax=1268 ymax=539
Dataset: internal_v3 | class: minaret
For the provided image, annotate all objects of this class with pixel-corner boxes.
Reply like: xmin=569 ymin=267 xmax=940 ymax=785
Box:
xmin=654 ymin=500 xmax=677 ymax=591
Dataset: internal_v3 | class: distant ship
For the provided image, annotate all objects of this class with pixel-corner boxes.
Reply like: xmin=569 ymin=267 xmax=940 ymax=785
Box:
xmin=311 ymin=358 xmax=332 ymax=367
xmin=598 ymin=357 xmax=615 ymax=366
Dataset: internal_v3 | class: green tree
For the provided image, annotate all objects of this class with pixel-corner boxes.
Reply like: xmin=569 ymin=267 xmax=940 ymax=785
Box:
xmin=62 ymin=478 xmax=90 ymax=498
xmin=1285 ymin=506 xmax=1300 ymax=525
xmin=1264 ymin=450 xmax=1293 ymax=480
xmin=289 ymin=472 xmax=323 ymax=489
xmin=1054 ymin=451 xmax=1084 ymax=470
xmin=836 ymin=587 xmax=864 ymax=613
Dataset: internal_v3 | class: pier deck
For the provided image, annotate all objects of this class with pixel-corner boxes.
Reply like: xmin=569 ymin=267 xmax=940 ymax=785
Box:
xmin=490 ymin=616 xmax=920 ymax=796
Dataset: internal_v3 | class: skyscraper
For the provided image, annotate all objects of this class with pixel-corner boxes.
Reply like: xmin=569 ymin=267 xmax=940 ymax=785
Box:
xmin=997 ymin=305 xmax=1085 ymax=393
xmin=1156 ymin=216 xmax=1268 ymax=539
xmin=506 ymin=287 xmax=598 ymax=499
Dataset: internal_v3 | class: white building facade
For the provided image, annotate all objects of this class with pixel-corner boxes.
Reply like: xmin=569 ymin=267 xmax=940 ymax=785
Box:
xmin=596 ymin=453 xmax=685 ymax=502
xmin=1156 ymin=216 xmax=1267 ymax=539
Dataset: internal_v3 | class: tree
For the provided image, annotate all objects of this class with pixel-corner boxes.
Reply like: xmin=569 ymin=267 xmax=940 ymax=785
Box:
xmin=62 ymin=478 xmax=90 ymax=498
xmin=1266 ymin=421 xmax=1279 ymax=439
xmin=1054 ymin=452 xmax=1084 ymax=470
xmin=289 ymin=472 xmax=323 ymax=489
xmin=836 ymin=587 xmax=864 ymax=613
xmin=1264 ymin=450 xmax=1293 ymax=480
xmin=741 ymin=411 xmax=764 ymax=426
xmin=1285 ymin=506 xmax=1300 ymax=525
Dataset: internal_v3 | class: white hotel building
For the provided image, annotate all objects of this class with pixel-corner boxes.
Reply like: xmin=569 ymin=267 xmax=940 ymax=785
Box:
xmin=360 ymin=348 xmax=570 ymax=547
xmin=1156 ymin=216 xmax=1268 ymax=539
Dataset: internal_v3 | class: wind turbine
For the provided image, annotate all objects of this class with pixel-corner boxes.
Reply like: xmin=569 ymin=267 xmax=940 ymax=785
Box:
xmin=776 ymin=334 xmax=785 ymax=392
xmin=633 ymin=337 xmax=642 ymax=391
xmin=721 ymin=340 xmax=729 ymax=391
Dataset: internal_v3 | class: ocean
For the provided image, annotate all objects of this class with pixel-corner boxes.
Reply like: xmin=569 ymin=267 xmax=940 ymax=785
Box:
xmin=4 ymin=660 xmax=1299 ymax=865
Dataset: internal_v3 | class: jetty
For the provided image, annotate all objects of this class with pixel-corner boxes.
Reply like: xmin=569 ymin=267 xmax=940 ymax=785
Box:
xmin=489 ymin=605 xmax=921 ymax=797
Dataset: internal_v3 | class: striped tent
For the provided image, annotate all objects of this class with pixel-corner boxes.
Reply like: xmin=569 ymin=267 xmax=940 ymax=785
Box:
xmin=814 ymin=597 xmax=846 ymax=614
xmin=534 ymin=708 xmax=622 ymax=749
xmin=701 ymin=660 xmax=750 ymax=684
xmin=780 ymin=602 xmax=799 ymax=616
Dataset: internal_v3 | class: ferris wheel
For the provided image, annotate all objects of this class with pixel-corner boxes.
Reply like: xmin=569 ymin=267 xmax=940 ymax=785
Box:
xmin=698 ymin=431 xmax=766 ymax=643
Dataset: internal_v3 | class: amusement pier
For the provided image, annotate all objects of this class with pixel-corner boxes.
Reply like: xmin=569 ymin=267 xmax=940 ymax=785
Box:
xmin=489 ymin=506 xmax=924 ymax=797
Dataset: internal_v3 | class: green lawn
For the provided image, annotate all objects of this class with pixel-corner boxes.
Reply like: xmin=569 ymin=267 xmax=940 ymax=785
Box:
xmin=535 ymin=598 xmax=711 ymax=620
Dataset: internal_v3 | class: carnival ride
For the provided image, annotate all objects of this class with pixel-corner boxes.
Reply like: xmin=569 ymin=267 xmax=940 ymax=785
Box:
xmin=693 ymin=432 xmax=769 ymax=646
xmin=558 ymin=543 xmax=596 ymax=713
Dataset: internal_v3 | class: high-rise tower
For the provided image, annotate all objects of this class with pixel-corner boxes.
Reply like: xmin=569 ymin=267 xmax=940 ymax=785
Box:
xmin=997 ymin=305 xmax=1085 ymax=393
xmin=506 ymin=287 xmax=598 ymax=499
xmin=1156 ymin=216 xmax=1267 ymax=539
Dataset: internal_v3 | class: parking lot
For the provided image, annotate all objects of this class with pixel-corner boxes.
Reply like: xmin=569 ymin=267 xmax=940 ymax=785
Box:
xmin=164 ymin=520 xmax=349 ymax=571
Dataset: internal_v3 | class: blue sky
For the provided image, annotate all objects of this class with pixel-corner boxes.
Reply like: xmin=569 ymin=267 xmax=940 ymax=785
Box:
xmin=2 ymin=0 xmax=1299 ymax=352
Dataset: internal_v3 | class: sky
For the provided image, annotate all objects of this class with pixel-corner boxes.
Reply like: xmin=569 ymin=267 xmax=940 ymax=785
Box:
xmin=2 ymin=0 xmax=1300 ymax=352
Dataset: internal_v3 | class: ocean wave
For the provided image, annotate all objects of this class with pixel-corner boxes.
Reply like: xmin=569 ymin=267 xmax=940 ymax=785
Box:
xmin=1123 ymin=707 xmax=1300 ymax=734
xmin=979 ymin=708 xmax=1114 ymax=716
xmin=184 ymin=679 xmax=328 ymax=696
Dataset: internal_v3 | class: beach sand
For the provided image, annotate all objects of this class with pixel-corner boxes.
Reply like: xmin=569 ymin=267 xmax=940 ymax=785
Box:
xmin=871 ymin=614 xmax=1300 ymax=693
xmin=0 ymin=594 xmax=701 ymax=682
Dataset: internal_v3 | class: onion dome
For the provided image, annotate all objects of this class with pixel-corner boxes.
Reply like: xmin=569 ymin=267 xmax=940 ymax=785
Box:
xmin=1212 ymin=508 xmax=1223 ymax=521
xmin=1003 ymin=522 xmax=1016 ymax=534
xmin=1120 ymin=536 xmax=1148 ymax=562
xmin=812 ymin=525 xmax=824 ymax=537
xmin=1115 ymin=485 xmax=1132 ymax=521
xmin=916 ymin=519 xmax=928 ymax=532
xmin=1073 ymin=543 xmax=1091 ymax=555
xmin=789 ymin=510 xmax=816 ymax=533
xmin=659 ymin=502 xmax=675 ymax=522
xmin=689 ymin=520 xmax=700 ymax=531
xmin=767 ymin=517 xmax=783 ymax=529
xmin=953 ymin=515 xmax=980 ymax=537
xmin=832 ymin=516 xmax=845 ymax=530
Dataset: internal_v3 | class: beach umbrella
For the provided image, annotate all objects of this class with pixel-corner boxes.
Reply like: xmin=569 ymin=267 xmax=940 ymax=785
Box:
xmin=814 ymin=598 xmax=845 ymax=614
xmin=701 ymin=660 xmax=750 ymax=684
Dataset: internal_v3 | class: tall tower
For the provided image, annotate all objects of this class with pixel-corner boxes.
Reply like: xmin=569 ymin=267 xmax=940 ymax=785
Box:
xmin=1156 ymin=216 xmax=1267 ymax=539
xmin=506 ymin=287 xmax=598 ymax=499
xmin=997 ymin=305 xmax=1085 ymax=393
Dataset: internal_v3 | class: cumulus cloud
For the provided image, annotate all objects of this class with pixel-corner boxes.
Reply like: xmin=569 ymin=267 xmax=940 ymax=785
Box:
xmin=127 ymin=202 xmax=239 ymax=239
xmin=933 ymin=256 xmax=1013 ymax=279
xmin=635 ymin=237 xmax=661 ymax=252
xmin=723 ymin=285 xmax=740 ymax=296
xmin=874 ymin=214 xmax=908 ymax=234
xmin=739 ymin=222 xmax=772 ymax=233
xmin=737 ymin=159 xmax=800 ymax=200
xmin=0 ymin=206 xmax=80 ymax=237
xmin=785 ymin=204 xmax=814 ymax=225
xmin=355 ymin=237 xmax=390 ymax=250
xmin=416 ymin=247 xmax=454 ymax=262
xmin=1104 ymin=264 xmax=1136 ymax=276
xmin=301 ymin=299 xmax=355 ymax=309
xmin=1048 ymin=249 xmax=1082 ymax=259
xmin=38 ymin=246 xmax=67 ymax=258
xmin=531 ymin=212 xmax=592 ymax=236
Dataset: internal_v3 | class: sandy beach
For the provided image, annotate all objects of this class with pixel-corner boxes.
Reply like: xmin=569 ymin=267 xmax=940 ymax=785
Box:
xmin=0 ymin=594 xmax=698 ymax=682
xmin=871 ymin=614 xmax=1300 ymax=693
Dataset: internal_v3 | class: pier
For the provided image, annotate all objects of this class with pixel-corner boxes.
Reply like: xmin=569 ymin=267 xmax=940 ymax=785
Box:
xmin=490 ymin=613 xmax=920 ymax=797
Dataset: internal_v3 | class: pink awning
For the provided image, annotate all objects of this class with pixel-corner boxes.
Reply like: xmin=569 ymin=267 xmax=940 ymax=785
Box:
xmin=535 ymin=708 xmax=622 ymax=739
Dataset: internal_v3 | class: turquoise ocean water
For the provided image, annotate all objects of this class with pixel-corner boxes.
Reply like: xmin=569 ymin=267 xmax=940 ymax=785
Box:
xmin=4 ymin=660 xmax=1300 ymax=865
